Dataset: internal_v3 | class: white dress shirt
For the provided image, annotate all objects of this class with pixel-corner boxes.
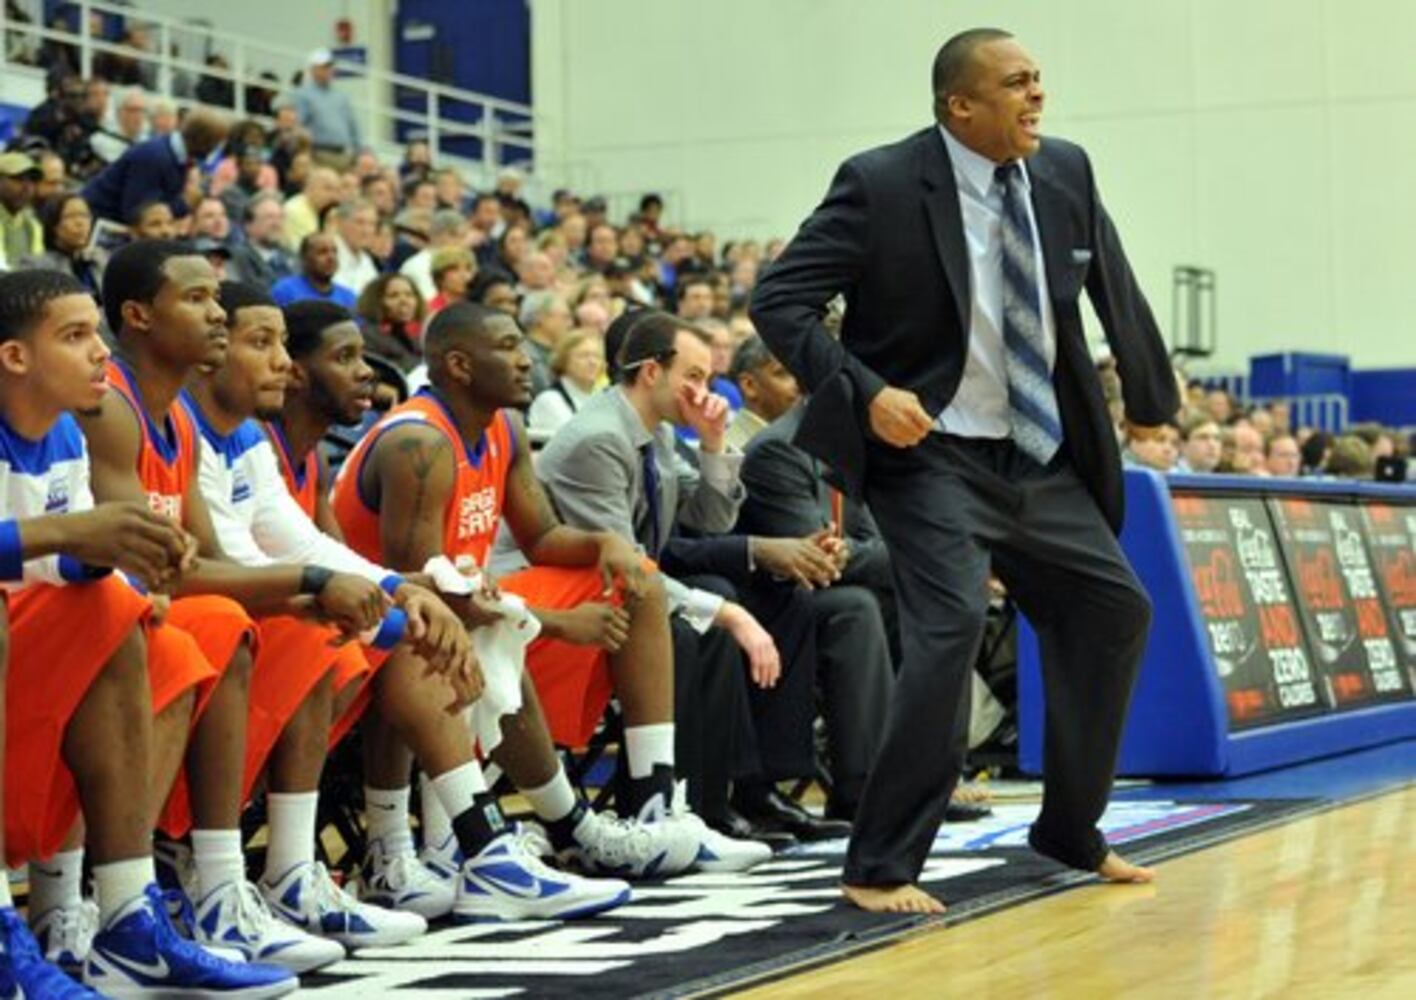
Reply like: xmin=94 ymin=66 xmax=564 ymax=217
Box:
xmin=934 ymin=125 xmax=1058 ymax=439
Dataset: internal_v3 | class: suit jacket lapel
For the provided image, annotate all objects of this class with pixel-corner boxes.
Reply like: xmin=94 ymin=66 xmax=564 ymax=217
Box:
xmin=919 ymin=130 xmax=971 ymax=336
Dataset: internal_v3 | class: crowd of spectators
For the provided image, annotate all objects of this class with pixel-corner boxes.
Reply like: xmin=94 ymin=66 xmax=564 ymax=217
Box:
xmin=1105 ymin=360 xmax=1411 ymax=483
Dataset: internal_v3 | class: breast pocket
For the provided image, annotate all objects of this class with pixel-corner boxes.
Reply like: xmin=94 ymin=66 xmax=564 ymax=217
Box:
xmin=1049 ymin=250 xmax=1091 ymax=304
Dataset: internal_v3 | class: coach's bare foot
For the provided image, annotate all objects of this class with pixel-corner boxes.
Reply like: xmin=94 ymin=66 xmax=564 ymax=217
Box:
xmin=1097 ymin=851 xmax=1155 ymax=883
xmin=842 ymin=883 xmax=946 ymax=914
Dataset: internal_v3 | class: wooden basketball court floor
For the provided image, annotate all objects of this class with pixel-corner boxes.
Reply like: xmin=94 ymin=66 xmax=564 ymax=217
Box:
xmin=732 ymin=783 xmax=1414 ymax=1000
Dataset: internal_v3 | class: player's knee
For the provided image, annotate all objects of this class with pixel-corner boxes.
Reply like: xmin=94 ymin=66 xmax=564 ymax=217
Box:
xmin=101 ymin=626 xmax=150 ymax=694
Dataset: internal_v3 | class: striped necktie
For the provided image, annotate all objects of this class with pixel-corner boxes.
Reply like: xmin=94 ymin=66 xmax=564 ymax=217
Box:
xmin=995 ymin=162 xmax=1063 ymax=465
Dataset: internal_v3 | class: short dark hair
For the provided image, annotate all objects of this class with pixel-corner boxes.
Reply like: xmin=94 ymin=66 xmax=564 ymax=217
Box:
xmin=467 ymin=270 xmax=514 ymax=305
xmin=0 ymin=269 xmax=89 ymax=344
xmin=639 ymin=193 xmax=663 ymax=211
xmin=616 ymin=310 xmax=708 ymax=386
xmin=676 ymin=273 xmax=713 ymax=298
xmin=932 ymin=28 xmax=1013 ymax=103
xmin=284 ymin=300 xmax=354 ymax=360
xmin=424 ymin=301 xmax=508 ymax=367
xmin=218 ymin=281 xmax=276 ymax=327
xmin=101 ymin=239 xmax=196 ymax=333
xmin=728 ymin=334 xmax=775 ymax=385
xmin=603 ymin=305 xmax=652 ymax=382
xmin=128 ymin=198 xmax=169 ymax=226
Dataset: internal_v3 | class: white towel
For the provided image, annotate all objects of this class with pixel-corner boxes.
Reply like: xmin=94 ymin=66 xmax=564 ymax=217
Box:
xmin=422 ymin=555 xmax=540 ymax=756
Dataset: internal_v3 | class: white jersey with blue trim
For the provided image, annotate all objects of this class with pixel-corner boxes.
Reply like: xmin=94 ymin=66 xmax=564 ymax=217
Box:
xmin=182 ymin=392 xmax=391 ymax=585
xmin=0 ymin=412 xmax=101 ymax=591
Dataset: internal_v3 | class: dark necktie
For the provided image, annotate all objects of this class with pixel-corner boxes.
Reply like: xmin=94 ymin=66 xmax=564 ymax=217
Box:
xmin=995 ymin=162 xmax=1063 ymax=464
xmin=640 ymin=442 xmax=661 ymax=555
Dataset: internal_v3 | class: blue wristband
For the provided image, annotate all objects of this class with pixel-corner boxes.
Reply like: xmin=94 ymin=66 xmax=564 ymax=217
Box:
xmin=0 ymin=520 xmax=22 ymax=581
xmin=379 ymin=573 xmax=406 ymax=598
xmin=365 ymin=607 xmax=407 ymax=650
xmin=58 ymin=554 xmax=113 ymax=583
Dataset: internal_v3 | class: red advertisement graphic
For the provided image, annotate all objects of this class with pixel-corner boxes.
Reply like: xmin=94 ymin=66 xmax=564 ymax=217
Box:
xmin=1173 ymin=494 xmax=1323 ymax=728
xmin=1360 ymin=503 xmax=1416 ymax=690
xmin=1269 ymin=498 xmax=1411 ymax=707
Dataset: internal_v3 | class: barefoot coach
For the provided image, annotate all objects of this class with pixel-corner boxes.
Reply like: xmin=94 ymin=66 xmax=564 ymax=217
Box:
xmin=751 ymin=28 xmax=1179 ymax=913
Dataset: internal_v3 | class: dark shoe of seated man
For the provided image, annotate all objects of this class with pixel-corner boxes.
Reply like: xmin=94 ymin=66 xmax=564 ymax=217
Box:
xmin=732 ymin=780 xmax=852 ymax=842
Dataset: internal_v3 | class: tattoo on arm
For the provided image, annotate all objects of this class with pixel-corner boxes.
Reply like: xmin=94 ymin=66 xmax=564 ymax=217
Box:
xmin=389 ymin=436 xmax=446 ymax=568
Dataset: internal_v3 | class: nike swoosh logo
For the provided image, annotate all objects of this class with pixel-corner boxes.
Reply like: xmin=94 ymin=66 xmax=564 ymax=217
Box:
xmin=370 ymin=803 xmax=397 ymax=811
xmin=98 ymin=945 xmax=170 ymax=982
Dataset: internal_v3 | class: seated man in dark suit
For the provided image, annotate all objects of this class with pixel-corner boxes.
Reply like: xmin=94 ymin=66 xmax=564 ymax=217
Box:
xmin=538 ymin=311 xmax=850 ymax=844
xmin=82 ymin=108 xmax=228 ymax=227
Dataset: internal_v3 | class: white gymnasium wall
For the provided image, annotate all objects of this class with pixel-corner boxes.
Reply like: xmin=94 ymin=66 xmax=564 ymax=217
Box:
xmin=531 ymin=0 xmax=1416 ymax=369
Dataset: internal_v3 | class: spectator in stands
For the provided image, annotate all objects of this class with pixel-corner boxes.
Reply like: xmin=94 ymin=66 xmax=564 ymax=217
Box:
xmin=1177 ymin=414 xmax=1222 ymax=473
xmin=361 ymin=172 xmax=397 ymax=218
xmin=18 ymin=192 xmax=105 ymax=299
xmin=191 ymin=196 xmax=231 ymax=244
xmin=398 ymin=139 xmax=432 ymax=184
xmin=1325 ymin=435 xmax=1375 ymax=479
xmin=33 ymin=150 xmax=67 ymax=203
xmin=467 ymin=270 xmax=519 ymax=318
xmin=294 ymin=49 xmax=361 ymax=164
xmin=226 ymin=192 xmax=294 ymax=288
xmin=388 ymin=206 xmax=431 ymax=271
xmin=0 ymin=151 xmax=43 ymax=270
xmin=558 ymin=212 xmax=588 ymax=263
xmin=148 ymin=97 xmax=177 ymax=136
xmin=676 ymin=273 xmax=715 ymax=323
xmin=496 ymin=223 xmax=530 ymax=279
xmin=92 ymin=23 xmax=154 ymax=88
xmin=357 ymin=272 xmax=427 ymax=374
xmin=1350 ymin=421 xmax=1398 ymax=461
xmin=701 ymin=318 xmax=744 ymax=413
xmin=400 ymin=208 xmax=469 ymax=300
xmin=1231 ymin=420 xmax=1268 ymax=475
xmin=527 ymin=329 xmax=606 ymax=444
xmin=468 ymin=193 xmax=504 ymax=267
xmin=585 ymin=222 xmax=619 ymax=273
xmin=82 ymin=107 xmax=227 ymax=225
xmin=211 ymin=119 xmax=277 ymax=196
xmin=216 ymin=144 xmax=267 ymax=225
xmin=90 ymin=86 xmax=150 ymax=163
xmin=1204 ymin=387 xmax=1235 ymax=425
xmin=1121 ymin=420 xmax=1179 ymax=472
xmin=725 ymin=335 xmax=801 ymax=452
xmin=1300 ymin=430 xmax=1333 ymax=475
xmin=1266 ymin=432 xmax=1302 ymax=477
xmin=404 ymin=176 xmax=438 ymax=212
xmin=433 ymin=167 xmax=466 ymax=211
xmin=23 ymin=72 xmax=92 ymax=169
xmin=520 ymin=290 xmax=574 ymax=396
xmin=194 ymin=53 xmax=236 ymax=108
xmin=272 ymin=232 xmax=356 ymax=309
xmin=638 ymin=192 xmax=665 ymax=242
xmin=517 ymin=250 xmax=555 ymax=293
xmin=282 ymin=165 xmax=339 ymax=249
xmin=127 ymin=198 xmax=176 ymax=240
xmin=331 ymin=198 xmax=380 ymax=294
xmin=426 ymin=246 xmax=476 ymax=316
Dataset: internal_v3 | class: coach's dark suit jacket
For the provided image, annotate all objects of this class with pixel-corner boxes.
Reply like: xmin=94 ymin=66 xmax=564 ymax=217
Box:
xmin=750 ymin=126 xmax=1178 ymax=531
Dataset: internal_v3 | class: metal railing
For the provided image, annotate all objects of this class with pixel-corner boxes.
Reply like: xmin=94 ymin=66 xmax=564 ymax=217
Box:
xmin=0 ymin=0 xmax=536 ymax=174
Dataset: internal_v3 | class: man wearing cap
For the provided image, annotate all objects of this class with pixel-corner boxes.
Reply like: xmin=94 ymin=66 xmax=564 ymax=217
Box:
xmin=0 ymin=152 xmax=43 ymax=270
xmin=294 ymin=50 xmax=362 ymax=167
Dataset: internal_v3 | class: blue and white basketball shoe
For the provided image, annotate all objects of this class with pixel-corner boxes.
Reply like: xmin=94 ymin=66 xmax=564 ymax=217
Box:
xmin=84 ymin=885 xmax=296 ymax=998
xmin=452 ymin=828 xmax=632 ymax=922
xmin=260 ymin=861 xmax=426 ymax=950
